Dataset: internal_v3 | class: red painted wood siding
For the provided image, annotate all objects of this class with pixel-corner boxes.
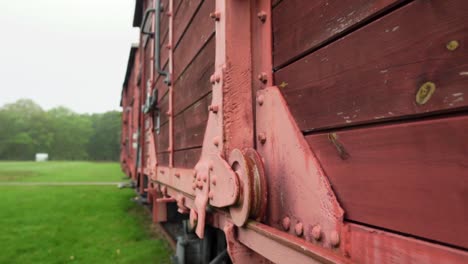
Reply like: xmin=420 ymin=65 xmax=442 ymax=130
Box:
xmin=155 ymin=0 xmax=215 ymax=167
xmin=275 ymin=0 xmax=468 ymax=132
xmin=173 ymin=0 xmax=214 ymax=80
xmin=306 ymin=115 xmax=468 ymax=248
xmin=173 ymin=36 xmax=214 ymax=116
xmin=272 ymin=0 xmax=403 ymax=68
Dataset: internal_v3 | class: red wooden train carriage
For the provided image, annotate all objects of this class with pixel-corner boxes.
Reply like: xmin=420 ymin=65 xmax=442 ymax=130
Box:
xmin=120 ymin=0 xmax=468 ymax=263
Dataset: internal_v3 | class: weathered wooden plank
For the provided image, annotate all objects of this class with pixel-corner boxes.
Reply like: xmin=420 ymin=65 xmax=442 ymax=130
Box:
xmin=157 ymin=152 xmax=170 ymax=166
xmin=173 ymin=0 xmax=215 ymax=80
xmin=173 ymin=0 xmax=203 ymax=48
xmin=306 ymin=115 xmax=468 ymax=249
xmin=272 ymin=0 xmax=403 ymax=68
xmin=156 ymin=122 xmax=169 ymax=153
xmin=159 ymin=0 xmax=169 ymax=44
xmin=158 ymin=41 xmax=169 ymax=75
xmin=276 ymin=0 xmax=468 ymax=132
xmin=144 ymin=44 xmax=152 ymax=81
xmin=272 ymin=0 xmax=283 ymax=8
xmin=153 ymin=0 xmax=173 ymax=85
xmin=174 ymin=36 xmax=215 ymax=115
xmin=158 ymin=0 xmax=188 ymax=68
xmin=174 ymin=93 xmax=211 ymax=150
xmin=156 ymin=92 xmax=210 ymax=159
xmin=155 ymin=64 xmax=169 ymax=104
xmin=157 ymin=148 xmax=202 ymax=168
xmin=158 ymin=90 xmax=169 ymax=126
xmin=348 ymin=223 xmax=468 ymax=264
xmin=174 ymin=148 xmax=202 ymax=168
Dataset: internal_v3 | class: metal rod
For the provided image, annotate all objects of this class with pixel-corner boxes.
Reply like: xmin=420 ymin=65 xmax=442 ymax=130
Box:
xmin=168 ymin=0 xmax=174 ymax=167
xmin=155 ymin=0 xmax=170 ymax=85
xmin=209 ymin=249 xmax=229 ymax=264
xmin=141 ymin=8 xmax=155 ymax=37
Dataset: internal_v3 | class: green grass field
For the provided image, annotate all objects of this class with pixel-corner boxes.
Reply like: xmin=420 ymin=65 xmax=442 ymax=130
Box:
xmin=0 ymin=162 xmax=171 ymax=264
xmin=0 ymin=161 xmax=125 ymax=182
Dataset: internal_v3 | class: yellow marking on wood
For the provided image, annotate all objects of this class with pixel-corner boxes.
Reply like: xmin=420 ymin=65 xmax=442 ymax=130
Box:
xmin=416 ymin=82 xmax=436 ymax=105
xmin=279 ymin=81 xmax=288 ymax=88
xmin=446 ymin=40 xmax=459 ymax=51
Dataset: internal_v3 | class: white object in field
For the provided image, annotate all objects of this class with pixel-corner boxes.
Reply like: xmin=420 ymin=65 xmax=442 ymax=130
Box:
xmin=35 ymin=153 xmax=49 ymax=162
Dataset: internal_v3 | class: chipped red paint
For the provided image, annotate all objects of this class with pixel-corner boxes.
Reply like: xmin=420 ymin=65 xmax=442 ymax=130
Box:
xmin=120 ymin=0 xmax=468 ymax=263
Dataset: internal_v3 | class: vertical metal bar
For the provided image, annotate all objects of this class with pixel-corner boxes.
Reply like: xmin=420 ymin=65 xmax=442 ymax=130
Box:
xmin=150 ymin=1 xmax=155 ymax=84
xmin=138 ymin=3 xmax=149 ymax=192
xmin=168 ymin=0 xmax=174 ymax=167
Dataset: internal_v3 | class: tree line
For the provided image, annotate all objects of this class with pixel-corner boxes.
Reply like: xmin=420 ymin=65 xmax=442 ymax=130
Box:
xmin=0 ymin=99 xmax=121 ymax=161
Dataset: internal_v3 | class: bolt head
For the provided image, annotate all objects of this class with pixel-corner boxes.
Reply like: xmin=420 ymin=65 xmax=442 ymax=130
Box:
xmin=215 ymin=74 xmax=221 ymax=83
xmin=202 ymin=175 xmax=207 ymax=182
xmin=330 ymin=231 xmax=340 ymax=247
xmin=282 ymin=217 xmax=291 ymax=231
xmin=213 ymin=137 xmax=220 ymax=146
xmin=209 ymin=11 xmax=220 ymax=21
xmin=209 ymin=105 xmax=219 ymax=113
xmin=311 ymin=225 xmax=322 ymax=240
xmin=210 ymin=74 xmax=216 ymax=84
xmin=174 ymin=172 xmax=180 ymax=178
xmin=258 ymin=133 xmax=267 ymax=144
xmin=209 ymin=191 xmax=214 ymax=199
xmin=257 ymin=11 xmax=267 ymax=22
xmin=258 ymin=72 xmax=268 ymax=83
xmin=257 ymin=95 xmax=264 ymax=106
xmin=197 ymin=181 xmax=203 ymax=189
xmin=211 ymin=176 xmax=216 ymax=185
xmin=295 ymin=222 xmax=303 ymax=236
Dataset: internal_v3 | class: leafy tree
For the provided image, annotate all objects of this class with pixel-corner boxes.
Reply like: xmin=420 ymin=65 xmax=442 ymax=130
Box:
xmin=47 ymin=107 xmax=93 ymax=160
xmin=0 ymin=99 xmax=51 ymax=160
xmin=0 ymin=99 xmax=122 ymax=161
xmin=87 ymin=111 xmax=122 ymax=161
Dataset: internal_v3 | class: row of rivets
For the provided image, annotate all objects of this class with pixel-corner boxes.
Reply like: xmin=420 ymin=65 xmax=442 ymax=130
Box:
xmin=282 ymin=217 xmax=340 ymax=247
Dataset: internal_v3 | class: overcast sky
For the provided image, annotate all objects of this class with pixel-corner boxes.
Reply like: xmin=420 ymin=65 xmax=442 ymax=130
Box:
xmin=0 ymin=0 xmax=139 ymax=113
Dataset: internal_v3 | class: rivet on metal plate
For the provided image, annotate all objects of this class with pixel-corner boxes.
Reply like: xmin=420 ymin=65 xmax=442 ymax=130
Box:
xmin=330 ymin=231 xmax=340 ymax=247
xmin=257 ymin=72 xmax=267 ymax=83
xmin=311 ymin=225 xmax=322 ymax=241
xmin=282 ymin=217 xmax=291 ymax=231
xmin=295 ymin=222 xmax=303 ymax=236
xmin=257 ymin=11 xmax=267 ymax=23
xmin=213 ymin=137 xmax=220 ymax=146
xmin=257 ymin=133 xmax=267 ymax=144
xmin=257 ymin=95 xmax=264 ymax=106
xmin=209 ymin=11 xmax=220 ymax=21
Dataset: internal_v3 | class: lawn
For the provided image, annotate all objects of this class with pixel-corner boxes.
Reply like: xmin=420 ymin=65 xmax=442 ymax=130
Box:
xmin=0 ymin=161 xmax=125 ymax=182
xmin=0 ymin=162 xmax=171 ymax=264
